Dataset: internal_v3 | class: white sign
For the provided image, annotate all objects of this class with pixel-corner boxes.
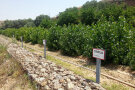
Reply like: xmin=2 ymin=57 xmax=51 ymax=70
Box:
xmin=43 ymin=40 xmax=46 ymax=45
xmin=93 ymin=48 xmax=105 ymax=60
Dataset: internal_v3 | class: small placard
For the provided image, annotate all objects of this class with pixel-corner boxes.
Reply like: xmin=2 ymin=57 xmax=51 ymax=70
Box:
xmin=93 ymin=48 xmax=105 ymax=60
xmin=43 ymin=40 xmax=46 ymax=45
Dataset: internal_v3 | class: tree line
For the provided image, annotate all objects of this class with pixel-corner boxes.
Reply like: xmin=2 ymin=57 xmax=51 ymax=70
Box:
xmin=1 ymin=0 xmax=135 ymax=29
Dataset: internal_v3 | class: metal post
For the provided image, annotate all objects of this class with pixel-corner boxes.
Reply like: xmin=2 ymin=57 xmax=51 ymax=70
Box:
xmin=20 ymin=36 xmax=23 ymax=48
xmin=43 ymin=40 xmax=46 ymax=58
xmin=12 ymin=35 xmax=15 ymax=42
xmin=96 ymin=59 xmax=101 ymax=84
xmin=13 ymin=35 xmax=14 ymax=38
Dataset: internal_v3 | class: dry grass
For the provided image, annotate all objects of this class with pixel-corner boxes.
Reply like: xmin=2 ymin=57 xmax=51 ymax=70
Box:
xmin=0 ymin=44 xmax=36 ymax=90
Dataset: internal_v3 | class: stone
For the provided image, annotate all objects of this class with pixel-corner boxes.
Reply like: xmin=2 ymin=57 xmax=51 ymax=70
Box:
xmin=70 ymin=76 xmax=76 ymax=80
xmin=52 ymin=79 xmax=59 ymax=83
xmin=81 ymin=82 xmax=87 ymax=86
xmin=73 ymin=86 xmax=80 ymax=90
xmin=92 ymin=83 xmax=105 ymax=90
xmin=52 ymin=72 xmax=57 ymax=77
xmin=50 ymin=63 xmax=56 ymax=66
xmin=39 ymin=77 xmax=45 ymax=82
xmin=44 ymin=85 xmax=50 ymax=90
xmin=67 ymin=82 xmax=74 ymax=90
xmin=93 ymin=82 xmax=102 ymax=88
xmin=67 ymin=71 xmax=73 ymax=75
xmin=59 ymin=68 xmax=65 ymax=72
xmin=58 ymin=88 xmax=64 ymax=90
xmin=49 ymin=76 xmax=54 ymax=80
xmin=66 ymin=78 xmax=71 ymax=82
xmin=84 ymin=86 xmax=91 ymax=90
xmin=59 ymin=78 xmax=65 ymax=83
xmin=56 ymin=75 xmax=62 ymax=79
xmin=41 ymin=81 xmax=47 ymax=86
xmin=30 ymin=74 xmax=37 ymax=78
xmin=53 ymin=80 xmax=61 ymax=90
xmin=47 ymin=80 xmax=51 ymax=84
xmin=38 ymin=65 xmax=42 ymax=69
xmin=61 ymin=73 xmax=67 ymax=76
xmin=42 ymin=63 xmax=48 ymax=67
xmin=90 ymin=84 xmax=97 ymax=89
xmin=41 ymin=68 xmax=46 ymax=72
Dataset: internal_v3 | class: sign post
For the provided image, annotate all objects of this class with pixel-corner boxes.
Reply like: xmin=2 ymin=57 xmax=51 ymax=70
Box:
xmin=13 ymin=35 xmax=14 ymax=38
xmin=20 ymin=36 xmax=23 ymax=48
xmin=12 ymin=35 xmax=15 ymax=42
xmin=43 ymin=40 xmax=46 ymax=59
xmin=92 ymin=48 xmax=105 ymax=84
xmin=96 ymin=59 xmax=101 ymax=83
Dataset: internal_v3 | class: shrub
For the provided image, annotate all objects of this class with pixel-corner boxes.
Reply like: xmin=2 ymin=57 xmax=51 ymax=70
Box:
xmin=47 ymin=26 xmax=62 ymax=51
xmin=59 ymin=24 xmax=89 ymax=56
xmin=57 ymin=7 xmax=80 ymax=26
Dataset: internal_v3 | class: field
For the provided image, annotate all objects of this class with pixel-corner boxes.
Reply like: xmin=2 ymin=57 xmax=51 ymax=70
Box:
xmin=0 ymin=0 xmax=135 ymax=90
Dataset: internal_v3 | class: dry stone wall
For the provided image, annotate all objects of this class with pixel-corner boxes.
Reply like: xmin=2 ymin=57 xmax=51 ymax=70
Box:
xmin=0 ymin=36 xmax=105 ymax=90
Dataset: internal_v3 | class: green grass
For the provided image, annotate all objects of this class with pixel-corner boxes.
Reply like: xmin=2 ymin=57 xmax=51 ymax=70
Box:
xmin=0 ymin=45 xmax=6 ymax=53
xmin=102 ymin=82 xmax=131 ymax=90
xmin=12 ymin=37 xmax=17 ymax=44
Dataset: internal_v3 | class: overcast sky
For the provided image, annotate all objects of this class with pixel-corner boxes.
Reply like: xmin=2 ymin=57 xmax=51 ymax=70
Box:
xmin=0 ymin=0 xmax=101 ymax=20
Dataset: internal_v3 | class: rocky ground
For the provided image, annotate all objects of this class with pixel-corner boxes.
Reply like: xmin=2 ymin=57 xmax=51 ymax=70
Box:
xmin=0 ymin=36 xmax=105 ymax=90
xmin=7 ymin=43 xmax=105 ymax=90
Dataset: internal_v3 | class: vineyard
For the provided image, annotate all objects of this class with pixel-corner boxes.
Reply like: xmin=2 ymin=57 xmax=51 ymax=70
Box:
xmin=0 ymin=0 xmax=135 ymax=70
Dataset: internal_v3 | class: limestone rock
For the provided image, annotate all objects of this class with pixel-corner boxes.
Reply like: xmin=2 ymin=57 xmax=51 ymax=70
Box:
xmin=67 ymin=82 xmax=74 ymax=90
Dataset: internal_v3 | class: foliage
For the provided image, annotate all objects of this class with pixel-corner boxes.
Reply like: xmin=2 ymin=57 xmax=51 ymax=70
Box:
xmin=59 ymin=24 xmax=92 ymax=56
xmin=1 ymin=0 xmax=135 ymax=69
xmin=47 ymin=26 xmax=62 ymax=51
xmin=34 ymin=15 xmax=50 ymax=27
xmin=1 ymin=19 xmax=34 ymax=29
xmin=40 ymin=18 xmax=52 ymax=28
xmin=80 ymin=7 xmax=101 ymax=25
xmin=1 ymin=16 xmax=135 ymax=69
xmin=57 ymin=7 xmax=80 ymax=26
xmin=80 ymin=0 xmax=135 ymax=27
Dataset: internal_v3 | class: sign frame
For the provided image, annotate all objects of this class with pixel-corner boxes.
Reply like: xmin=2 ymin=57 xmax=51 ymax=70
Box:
xmin=43 ymin=40 xmax=46 ymax=45
xmin=92 ymin=48 xmax=106 ymax=60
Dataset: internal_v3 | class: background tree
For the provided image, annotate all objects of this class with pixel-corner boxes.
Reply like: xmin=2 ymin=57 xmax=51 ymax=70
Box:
xmin=40 ymin=18 xmax=52 ymax=28
xmin=1 ymin=19 xmax=35 ymax=29
xmin=57 ymin=7 xmax=80 ymax=26
xmin=34 ymin=15 xmax=50 ymax=27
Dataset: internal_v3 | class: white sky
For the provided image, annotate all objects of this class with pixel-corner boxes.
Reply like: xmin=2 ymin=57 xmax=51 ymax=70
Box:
xmin=0 ymin=0 xmax=101 ymax=20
